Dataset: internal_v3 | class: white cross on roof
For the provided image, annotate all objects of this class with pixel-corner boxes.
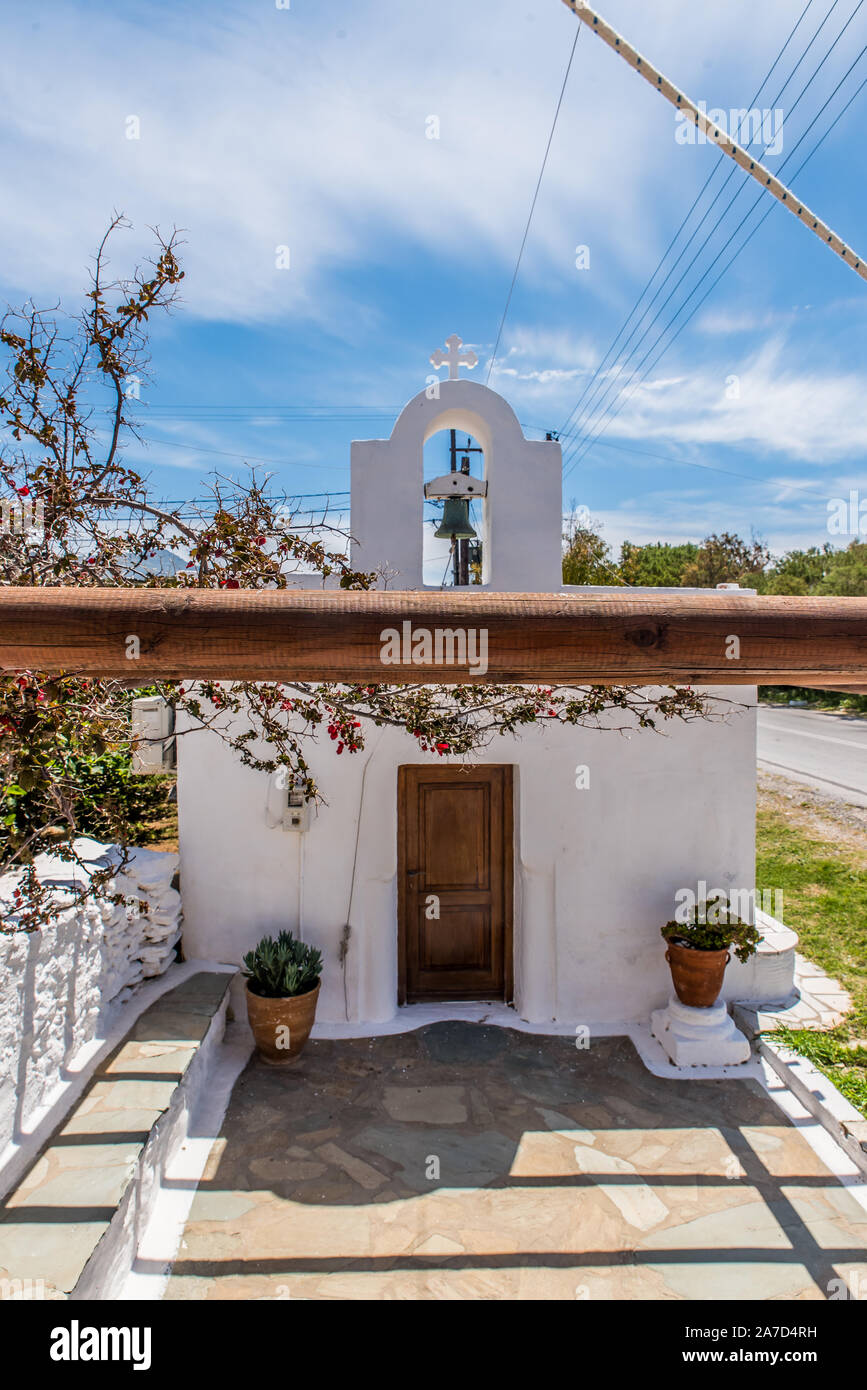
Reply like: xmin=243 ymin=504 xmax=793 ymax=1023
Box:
xmin=430 ymin=334 xmax=478 ymax=380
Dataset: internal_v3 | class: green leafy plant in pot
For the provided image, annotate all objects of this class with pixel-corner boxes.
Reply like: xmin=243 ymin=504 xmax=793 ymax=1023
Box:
xmin=661 ymin=906 xmax=760 ymax=1008
xmin=242 ymin=931 xmax=323 ymax=1065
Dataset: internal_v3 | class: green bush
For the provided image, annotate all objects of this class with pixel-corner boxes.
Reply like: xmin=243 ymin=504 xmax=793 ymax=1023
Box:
xmin=758 ymin=686 xmax=867 ymax=714
xmin=2 ymin=747 xmax=173 ymax=859
xmin=242 ymin=930 xmax=323 ymax=998
xmin=661 ymin=911 xmax=760 ymax=964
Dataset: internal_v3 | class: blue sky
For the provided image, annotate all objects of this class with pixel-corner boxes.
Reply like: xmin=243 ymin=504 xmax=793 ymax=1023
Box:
xmin=2 ymin=0 xmax=866 ymax=561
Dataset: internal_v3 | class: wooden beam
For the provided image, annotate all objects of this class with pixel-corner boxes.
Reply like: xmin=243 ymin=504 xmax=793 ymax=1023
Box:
xmin=791 ymin=681 xmax=867 ymax=697
xmin=1 ymin=588 xmax=866 ymax=685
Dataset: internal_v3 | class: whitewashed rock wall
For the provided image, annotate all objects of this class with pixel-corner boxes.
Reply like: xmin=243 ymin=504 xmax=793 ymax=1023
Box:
xmin=0 ymin=838 xmax=181 ymax=1158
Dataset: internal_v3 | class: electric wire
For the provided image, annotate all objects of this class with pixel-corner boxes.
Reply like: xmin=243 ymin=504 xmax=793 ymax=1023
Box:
xmin=554 ymin=0 xmax=821 ymax=447
xmin=560 ymin=0 xmax=865 ymax=460
xmin=486 ymin=26 xmax=581 ymax=384
xmin=562 ymin=60 xmax=867 ymax=483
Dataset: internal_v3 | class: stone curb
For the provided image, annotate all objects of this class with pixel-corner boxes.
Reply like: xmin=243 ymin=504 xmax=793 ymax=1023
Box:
xmin=0 ymin=958 xmax=227 ymax=1206
xmin=752 ymin=1032 xmax=867 ymax=1181
xmin=70 ymin=972 xmax=236 ymax=1299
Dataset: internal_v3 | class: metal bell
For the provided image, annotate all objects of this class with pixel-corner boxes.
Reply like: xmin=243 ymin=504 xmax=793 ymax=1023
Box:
xmin=434 ymin=497 xmax=477 ymax=541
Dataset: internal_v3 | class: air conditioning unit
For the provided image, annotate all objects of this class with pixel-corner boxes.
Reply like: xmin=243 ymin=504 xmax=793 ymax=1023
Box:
xmin=131 ymin=696 xmax=175 ymax=774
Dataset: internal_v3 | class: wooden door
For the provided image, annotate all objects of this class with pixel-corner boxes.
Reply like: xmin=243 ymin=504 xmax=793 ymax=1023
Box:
xmin=398 ymin=765 xmax=513 ymax=1004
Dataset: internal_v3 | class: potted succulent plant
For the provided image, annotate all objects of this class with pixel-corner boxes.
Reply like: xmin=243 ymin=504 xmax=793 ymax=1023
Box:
xmin=242 ymin=930 xmax=323 ymax=1066
xmin=661 ymin=906 xmax=760 ymax=1008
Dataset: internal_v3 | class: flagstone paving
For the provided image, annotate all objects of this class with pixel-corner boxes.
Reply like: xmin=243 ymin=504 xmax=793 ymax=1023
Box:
xmin=161 ymin=1022 xmax=867 ymax=1301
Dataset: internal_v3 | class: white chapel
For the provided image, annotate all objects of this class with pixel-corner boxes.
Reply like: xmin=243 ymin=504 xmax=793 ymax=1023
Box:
xmin=177 ymin=338 xmax=795 ymax=1035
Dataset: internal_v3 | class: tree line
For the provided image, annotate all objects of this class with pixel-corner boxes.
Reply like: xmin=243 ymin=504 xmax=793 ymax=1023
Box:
xmin=562 ymin=515 xmax=867 ymax=596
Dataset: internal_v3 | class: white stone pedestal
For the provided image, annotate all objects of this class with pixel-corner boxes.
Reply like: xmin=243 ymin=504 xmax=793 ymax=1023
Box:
xmin=651 ymin=997 xmax=752 ymax=1067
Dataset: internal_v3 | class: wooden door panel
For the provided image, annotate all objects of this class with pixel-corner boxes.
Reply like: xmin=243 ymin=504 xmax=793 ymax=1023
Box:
xmin=421 ymin=784 xmax=490 ymax=890
xmin=419 ymin=905 xmax=491 ymax=971
xmin=398 ymin=766 xmax=513 ymax=1003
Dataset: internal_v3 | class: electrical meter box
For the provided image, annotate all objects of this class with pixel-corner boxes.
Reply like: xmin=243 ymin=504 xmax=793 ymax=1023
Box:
xmin=282 ymin=785 xmax=311 ymax=832
xmin=131 ymin=696 xmax=175 ymax=774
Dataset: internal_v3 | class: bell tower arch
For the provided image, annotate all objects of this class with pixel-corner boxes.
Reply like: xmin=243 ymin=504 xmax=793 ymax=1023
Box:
xmin=350 ymin=337 xmax=563 ymax=591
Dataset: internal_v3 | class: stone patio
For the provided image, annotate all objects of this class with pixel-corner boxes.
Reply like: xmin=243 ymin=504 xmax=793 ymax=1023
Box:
xmin=159 ymin=1022 xmax=867 ymax=1301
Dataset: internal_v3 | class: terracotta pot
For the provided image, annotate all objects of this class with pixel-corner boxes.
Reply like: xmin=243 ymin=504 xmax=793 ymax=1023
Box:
xmin=665 ymin=942 xmax=730 ymax=1008
xmin=245 ymin=980 xmax=320 ymax=1066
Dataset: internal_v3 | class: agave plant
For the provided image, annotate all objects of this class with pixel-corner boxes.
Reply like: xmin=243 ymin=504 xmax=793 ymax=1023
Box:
xmin=242 ymin=930 xmax=323 ymax=998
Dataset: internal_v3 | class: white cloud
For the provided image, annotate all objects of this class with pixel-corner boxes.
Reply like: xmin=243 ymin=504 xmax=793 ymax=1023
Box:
xmin=695 ymin=307 xmax=787 ymax=334
xmin=496 ymin=331 xmax=867 ymax=465
xmin=0 ymin=0 xmax=811 ymax=329
xmin=603 ymin=338 xmax=867 ymax=462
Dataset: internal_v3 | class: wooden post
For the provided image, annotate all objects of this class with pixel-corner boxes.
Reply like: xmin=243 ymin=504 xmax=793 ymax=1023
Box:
xmin=1 ymin=587 xmax=866 ymax=684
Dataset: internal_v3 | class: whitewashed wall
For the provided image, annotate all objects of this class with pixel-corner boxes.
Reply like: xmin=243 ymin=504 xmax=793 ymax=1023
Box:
xmin=0 ymin=839 xmax=181 ymax=1159
xmin=178 ymin=687 xmax=761 ymax=1026
xmin=350 ymin=379 xmax=563 ymax=591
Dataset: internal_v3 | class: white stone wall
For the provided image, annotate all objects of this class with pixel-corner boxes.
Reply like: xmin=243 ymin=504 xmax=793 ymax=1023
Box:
xmin=0 ymin=838 xmax=181 ymax=1158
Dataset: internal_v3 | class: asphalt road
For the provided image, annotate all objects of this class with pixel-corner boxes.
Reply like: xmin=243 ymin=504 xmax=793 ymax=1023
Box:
xmin=757 ymin=705 xmax=867 ymax=809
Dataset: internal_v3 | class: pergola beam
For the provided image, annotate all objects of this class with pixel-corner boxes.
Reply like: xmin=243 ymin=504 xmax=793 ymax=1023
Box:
xmin=1 ymin=588 xmax=866 ymax=685
xmin=794 ymin=680 xmax=867 ymax=696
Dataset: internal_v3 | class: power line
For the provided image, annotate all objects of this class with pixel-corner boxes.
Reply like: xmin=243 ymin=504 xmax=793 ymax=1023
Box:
xmin=563 ymin=59 xmax=867 ymax=484
xmin=561 ymin=11 xmax=867 ymax=479
xmin=135 ymin=404 xmax=403 ymax=410
xmin=130 ymin=409 xmax=401 ymax=421
xmin=559 ymin=0 xmax=863 ymax=460
xmin=565 ymin=0 xmax=867 ymax=288
xmin=116 ymin=433 xmax=350 ymax=471
xmin=555 ymin=0 xmax=820 ymax=448
xmin=486 ymin=26 xmax=581 ymax=385
xmin=571 ymin=436 xmax=832 ymax=498
xmin=125 ymin=491 xmax=351 ymax=505
xmin=564 ymin=0 xmax=866 ymax=454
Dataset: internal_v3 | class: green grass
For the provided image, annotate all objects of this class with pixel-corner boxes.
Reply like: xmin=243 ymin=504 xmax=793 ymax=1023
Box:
xmin=757 ymin=806 xmax=867 ymax=1115
xmin=770 ymin=1028 xmax=867 ymax=1114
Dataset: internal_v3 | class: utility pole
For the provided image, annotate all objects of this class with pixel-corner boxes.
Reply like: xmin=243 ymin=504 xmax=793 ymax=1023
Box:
xmin=448 ymin=431 xmax=483 ymax=587
xmin=448 ymin=430 xmax=461 ymax=587
xmin=561 ymin=0 xmax=867 ymax=285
